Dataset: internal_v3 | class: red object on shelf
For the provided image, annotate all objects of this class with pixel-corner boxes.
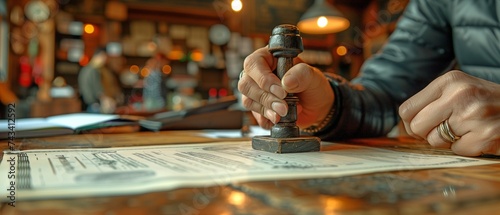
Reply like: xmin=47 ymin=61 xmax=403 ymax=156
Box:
xmin=218 ymin=88 xmax=228 ymax=98
xmin=19 ymin=56 xmax=32 ymax=87
xmin=209 ymin=87 xmax=217 ymax=98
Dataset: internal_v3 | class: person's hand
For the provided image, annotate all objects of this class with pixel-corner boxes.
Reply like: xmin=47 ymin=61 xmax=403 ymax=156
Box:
xmin=238 ymin=47 xmax=334 ymax=129
xmin=399 ymin=70 xmax=500 ymax=156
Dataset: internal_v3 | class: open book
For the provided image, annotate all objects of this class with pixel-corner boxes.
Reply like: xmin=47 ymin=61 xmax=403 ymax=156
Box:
xmin=0 ymin=96 xmax=244 ymax=139
xmin=0 ymin=113 xmax=139 ymax=139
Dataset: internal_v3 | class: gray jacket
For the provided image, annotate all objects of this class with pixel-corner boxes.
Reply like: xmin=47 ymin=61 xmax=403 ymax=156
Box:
xmin=316 ymin=0 xmax=500 ymax=139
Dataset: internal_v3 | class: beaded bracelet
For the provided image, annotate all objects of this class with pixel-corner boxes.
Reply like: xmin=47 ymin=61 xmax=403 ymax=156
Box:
xmin=301 ymin=101 xmax=336 ymax=134
xmin=301 ymin=74 xmax=343 ymax=135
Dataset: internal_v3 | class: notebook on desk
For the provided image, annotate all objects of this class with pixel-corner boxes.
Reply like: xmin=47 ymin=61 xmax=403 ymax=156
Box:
xmin=0 ymin=96 xmax=244 ymax=139
xmin=0 ymin=113 xmax=140 ymax=139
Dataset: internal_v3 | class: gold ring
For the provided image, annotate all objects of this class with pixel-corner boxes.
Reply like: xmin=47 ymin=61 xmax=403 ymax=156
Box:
xmin=437 ymin=119 xmax=461 ymax=143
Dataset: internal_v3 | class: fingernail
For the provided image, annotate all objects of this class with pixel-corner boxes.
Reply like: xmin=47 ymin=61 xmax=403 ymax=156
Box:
xmin=265 ymin=109 xmax=277 ymax=124
xmin=272 ymin=102 xmax=287 ymax=117
xmin=270 ymin=85 xmax=286 ymax=99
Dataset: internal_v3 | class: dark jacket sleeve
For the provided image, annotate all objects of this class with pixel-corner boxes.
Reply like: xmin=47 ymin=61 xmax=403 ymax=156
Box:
xmin=315 ymin=0 xmax=456 ymax=140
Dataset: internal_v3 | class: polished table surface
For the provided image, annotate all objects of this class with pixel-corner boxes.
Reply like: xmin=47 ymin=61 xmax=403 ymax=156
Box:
xmin=1 ymin=130 xmax=500 ymax=215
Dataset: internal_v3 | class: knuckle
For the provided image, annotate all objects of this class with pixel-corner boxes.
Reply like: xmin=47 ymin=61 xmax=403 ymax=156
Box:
xmin=447 ymin=85 xmax=484 ymax=110
xmin=470 ymin=104 xmax=493 ymax=119
xmin=407 ymin=119 xmax=423 ymax=138
xmin=241 ymin=96 xmax=253 ymax=109
xmin=445 ymin=70 xmax=467 ymax=81
xmin=454 ymin=83 xmax=476 ymax=97
xmin=258 ymin=91 xmax=273 ymax=107
xmin=399 ymin=98 xmax=419 ymax=121
xmin=257 ymin=73 xmax=270 ymax=89
xmin=243 ymin=53 xmax=257 ymax=70
xmin=243 ymin=52 xmax=267 ymax=76
xmin=398 ymin=101 xmax=412 ymax=119
xmin=473 ymin=87 xmax=493 ymax=101
xmin=237 ymin=76 xmax=249 ymax=93
xmin=448 ymin=70 xmax=466 ymax=77
xmin=460 ymin=97 xmax=496 ymax=119
xmin=259 ymin=105 xmax=266 ymax=116
xmin=408 ymin=120 xmax=417 ymax=134
xmin=238 ymin=76 xmax=258 ymax=97
xmin=482 ymin=104 xmax=499 ymax=117
xmin=436 ymin=70 xmax=467 ymax=86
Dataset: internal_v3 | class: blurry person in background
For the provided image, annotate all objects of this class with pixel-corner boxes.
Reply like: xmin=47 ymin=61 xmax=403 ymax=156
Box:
xmin=78 ymin=47 xmax=123 ymax=113
xmin=143 ymin=53 xmax=169 ymax=111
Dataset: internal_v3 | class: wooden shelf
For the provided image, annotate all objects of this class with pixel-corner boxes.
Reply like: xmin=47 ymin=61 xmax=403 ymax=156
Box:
xmin=125 ymin=2 xmax=221 ymax=27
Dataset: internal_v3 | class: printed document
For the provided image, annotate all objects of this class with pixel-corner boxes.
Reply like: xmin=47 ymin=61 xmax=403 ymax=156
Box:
xmin=1 ymin=141 xmax=498 ymax=201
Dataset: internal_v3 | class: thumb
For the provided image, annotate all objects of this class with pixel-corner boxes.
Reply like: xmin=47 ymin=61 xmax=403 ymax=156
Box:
xmin=282 ymin=63 xmax=326 ymax=94
xmin=281 ymin=63 xmax=334 ymax=127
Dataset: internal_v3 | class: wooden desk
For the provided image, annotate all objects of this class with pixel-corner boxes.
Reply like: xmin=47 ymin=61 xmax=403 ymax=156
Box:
xmin=1 ymin=131 xmax=500 ymax=215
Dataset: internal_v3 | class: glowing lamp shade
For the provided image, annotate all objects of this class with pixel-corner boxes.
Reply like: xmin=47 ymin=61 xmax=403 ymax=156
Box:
xmin=297 ymin=0 xmax=350 ymax=34
xmin=231 ymin=0 xmax=242 ymax=12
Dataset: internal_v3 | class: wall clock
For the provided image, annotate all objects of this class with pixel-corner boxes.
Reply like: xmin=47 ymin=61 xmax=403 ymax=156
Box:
xmin=24 ymin=0 xmax=51 ymax=23
xmin=209 ymin=24 xmax=231 ymax=45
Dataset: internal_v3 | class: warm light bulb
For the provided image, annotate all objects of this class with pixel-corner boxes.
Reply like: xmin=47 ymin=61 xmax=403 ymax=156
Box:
xmin=336 ymin=45 xmax=347 ymax=56
xmin=162 ymin=65 xmax=172 ymax=75
xmin=130 ymin=65 xmax=140 ymax=74
xmin=168 ymin=46 xmax=184 ymax=60
xmin=231 ymin=0 xmax=242 ymax=12
xmin=140 ymin=68 xmax=150 ymax=77
xmin=84 ymin=24 xmax=95 ymax=34
xmin=317 ymin=16 xmax=328 ymax=28
xmin=190 ymin=50 xmax=204 ymax=62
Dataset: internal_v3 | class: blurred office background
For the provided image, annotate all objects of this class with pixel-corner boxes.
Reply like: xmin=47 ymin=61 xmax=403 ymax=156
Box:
xmin=0 ymin=0 xmax=408 ymax=118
